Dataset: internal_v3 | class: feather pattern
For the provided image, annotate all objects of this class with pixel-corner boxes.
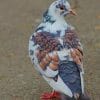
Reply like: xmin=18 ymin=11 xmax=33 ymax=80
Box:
xmin=29 ymin=0 xmax=84 ymax=98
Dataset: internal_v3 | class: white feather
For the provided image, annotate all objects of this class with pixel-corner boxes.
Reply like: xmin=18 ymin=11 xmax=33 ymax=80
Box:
xmin=43 ymin=75 xmax=73 ymax=97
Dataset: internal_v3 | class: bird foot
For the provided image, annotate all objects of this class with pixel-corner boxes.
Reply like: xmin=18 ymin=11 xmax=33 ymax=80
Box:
xmin=40 ymin=91 xmax=61 ymax=100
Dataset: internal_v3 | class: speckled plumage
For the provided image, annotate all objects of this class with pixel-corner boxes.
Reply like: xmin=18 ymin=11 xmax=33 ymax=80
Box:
xmin=29 ymin=0 xmax=84 ymax=99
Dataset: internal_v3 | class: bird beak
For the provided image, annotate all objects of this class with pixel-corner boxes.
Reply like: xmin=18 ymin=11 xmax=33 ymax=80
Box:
xmin=69 ymin=9 xmax=77 ymax=16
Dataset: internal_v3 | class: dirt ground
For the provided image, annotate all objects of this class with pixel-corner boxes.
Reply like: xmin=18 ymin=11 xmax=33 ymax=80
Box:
xmin=0 ymin=0 xmax=100 ymax=100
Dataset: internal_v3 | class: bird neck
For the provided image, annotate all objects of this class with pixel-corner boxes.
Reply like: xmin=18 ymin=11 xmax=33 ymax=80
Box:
xmin=43 ymin=9 xmax=66 ymax=25
xmin=51 ymin=12 xmax=66 ymax=23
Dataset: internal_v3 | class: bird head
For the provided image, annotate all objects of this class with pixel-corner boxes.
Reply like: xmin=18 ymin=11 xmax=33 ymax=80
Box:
xmin=49 ymin=0 xmax=77 ymax=18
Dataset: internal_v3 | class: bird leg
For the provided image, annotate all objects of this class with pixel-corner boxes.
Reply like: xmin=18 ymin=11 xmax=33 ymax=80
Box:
xmin=40 ymin=91 xmax=61 ymax=100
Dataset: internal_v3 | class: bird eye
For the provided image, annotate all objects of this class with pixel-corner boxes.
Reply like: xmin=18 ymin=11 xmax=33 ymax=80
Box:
xmin=60 ymin=6 xmax=64 ymax=10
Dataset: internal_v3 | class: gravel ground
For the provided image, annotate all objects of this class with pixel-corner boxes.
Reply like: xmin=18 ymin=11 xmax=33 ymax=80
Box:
xmin=0 ymin=0 xmax=100 ymax=100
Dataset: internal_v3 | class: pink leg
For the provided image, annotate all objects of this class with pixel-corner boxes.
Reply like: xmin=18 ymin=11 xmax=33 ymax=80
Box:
xmin=40 ymin=91 xmax=61 ymax=100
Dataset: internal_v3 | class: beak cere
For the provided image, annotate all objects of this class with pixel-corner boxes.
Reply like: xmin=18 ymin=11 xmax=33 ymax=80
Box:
xmin=69 ymin=9 xmax=77 ymax=16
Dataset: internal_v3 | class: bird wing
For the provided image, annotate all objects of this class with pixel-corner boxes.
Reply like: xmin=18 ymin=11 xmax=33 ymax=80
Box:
xmin=29 ymin=28 xmax=83 ymax=76
xmin=29 ymin=29 xmax=84 ymax=96
xmin=29 ymin=32 xmax=73 ymax=97
xmin=29 ymin=31 xmax=60 ymax=76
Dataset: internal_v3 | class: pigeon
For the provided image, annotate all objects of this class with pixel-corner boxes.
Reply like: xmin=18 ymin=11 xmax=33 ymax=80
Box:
xmin=29 ymin=0 xmax=90 ymax=100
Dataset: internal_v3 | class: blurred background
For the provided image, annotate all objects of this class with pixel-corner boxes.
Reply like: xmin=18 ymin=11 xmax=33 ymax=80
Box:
xmin=0 ymin=0 xmax=100 ymax=99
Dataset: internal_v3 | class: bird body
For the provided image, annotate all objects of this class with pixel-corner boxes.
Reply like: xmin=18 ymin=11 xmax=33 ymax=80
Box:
xmin=28 ymin=0 xmax=88 ymax=99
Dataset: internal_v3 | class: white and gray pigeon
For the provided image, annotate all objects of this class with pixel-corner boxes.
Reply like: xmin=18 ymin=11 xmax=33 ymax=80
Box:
xmin=29 ymin=0 xmax=90 ymax=100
